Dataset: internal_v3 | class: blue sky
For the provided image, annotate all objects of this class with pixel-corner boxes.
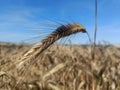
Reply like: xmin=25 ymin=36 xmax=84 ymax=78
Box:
xmin=0 ymin=0 xmax=120 ymax=44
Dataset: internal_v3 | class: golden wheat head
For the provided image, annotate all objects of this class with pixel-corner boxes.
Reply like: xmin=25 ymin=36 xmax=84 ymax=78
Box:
xmin=17 ymin=23 xmax=86 ymax=67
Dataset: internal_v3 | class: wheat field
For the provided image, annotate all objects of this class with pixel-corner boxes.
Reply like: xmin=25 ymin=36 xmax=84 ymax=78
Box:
xmin=0 ymin=42 xmax=120 ymax=90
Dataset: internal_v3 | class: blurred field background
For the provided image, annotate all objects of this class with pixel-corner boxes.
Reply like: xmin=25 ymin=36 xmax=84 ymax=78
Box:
xmin=0 ymin=42 xmax=120 ymax=90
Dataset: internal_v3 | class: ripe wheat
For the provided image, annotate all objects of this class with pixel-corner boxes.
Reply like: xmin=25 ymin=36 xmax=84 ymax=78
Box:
xmin=18 ymin=23 xmax=86 ymax=67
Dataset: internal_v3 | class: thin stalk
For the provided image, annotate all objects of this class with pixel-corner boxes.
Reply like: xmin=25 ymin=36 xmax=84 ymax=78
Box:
xmin=92 ymin=0 xmax=98 ymax=60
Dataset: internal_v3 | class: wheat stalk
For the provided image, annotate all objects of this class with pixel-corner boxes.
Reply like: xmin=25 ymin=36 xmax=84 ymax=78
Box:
xmin=17 ymin=23 xmax=86 ymax=67
xmin=43 ymin=63 xmax=67 ymax=80
xmin=48 ymin=83 xmax=62 ymax=90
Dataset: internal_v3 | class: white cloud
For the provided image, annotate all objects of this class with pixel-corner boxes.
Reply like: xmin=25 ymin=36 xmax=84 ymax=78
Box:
xmin=0 ymin=6 xmax=46 ymax=42
xmin=0 ymin=6 xmax=45 ymax=23
xmin=0 ymin=6 xmax=46 ymax=32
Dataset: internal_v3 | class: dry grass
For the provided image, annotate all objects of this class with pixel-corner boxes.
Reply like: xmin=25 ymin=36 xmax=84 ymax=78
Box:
xmin=0 ymin=42 xmax=120 ymax=90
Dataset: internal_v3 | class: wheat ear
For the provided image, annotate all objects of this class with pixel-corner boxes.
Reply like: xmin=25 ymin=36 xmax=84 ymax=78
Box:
xmin=18 ymin=23 xmax=86 ymax=67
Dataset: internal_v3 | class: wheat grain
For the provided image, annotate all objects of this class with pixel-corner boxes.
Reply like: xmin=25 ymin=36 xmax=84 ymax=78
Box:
xmin=17 ymin=23 xmax=86 ymax=67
